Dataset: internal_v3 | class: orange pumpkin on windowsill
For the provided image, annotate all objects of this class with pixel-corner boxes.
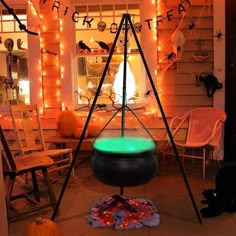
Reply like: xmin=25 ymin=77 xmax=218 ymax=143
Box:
xmin=87 ymin=120 xmax=104 ymax=137
xmin=74 ymin=127 xmax=89 ymax=139
xmin=23 ymin=218 xmax=64 ymax=236
xmin=56 ymin=108 xmax=82 ymax=138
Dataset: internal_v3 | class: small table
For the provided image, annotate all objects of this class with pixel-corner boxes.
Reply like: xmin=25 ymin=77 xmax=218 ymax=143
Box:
xmin=45 ymin=135 xmax=94 ymax=150
xmin=45 ymin=135 xmax=95 ymax=167
xmin=45 ymin=134 xmax=167 ymax=166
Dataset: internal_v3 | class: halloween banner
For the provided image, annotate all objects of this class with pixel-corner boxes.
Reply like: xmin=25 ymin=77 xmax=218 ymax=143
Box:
xmin=40 ymin=0 xmax=192 ymax=33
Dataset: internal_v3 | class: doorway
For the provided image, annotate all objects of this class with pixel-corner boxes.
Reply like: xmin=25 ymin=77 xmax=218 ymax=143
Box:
xmin=224 ymin=0 xmax=236 ymax=160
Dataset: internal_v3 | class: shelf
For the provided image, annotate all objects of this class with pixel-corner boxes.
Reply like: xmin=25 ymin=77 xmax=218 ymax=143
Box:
xmin=76 ymin=51 xmax=140 ymax=57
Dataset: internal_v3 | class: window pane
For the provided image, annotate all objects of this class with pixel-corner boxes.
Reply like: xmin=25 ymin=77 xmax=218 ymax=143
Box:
xmin=115 ymin=4 xmax=127 ymax=11
xmin=102 ymin=16 xmax=114 ymax=30
xmin=74 ymin=3 xmax=141 ymax=108
xmin=102 ymin=5 xmax=113 ymax=16
xmin=114 ymin=15 xmax=122 ymax=24
xmin=76 ymin=6 xmax=87 ymax=13
xmin=90 ymin=17 xmax=100 ymax=29
xmin=128 ymin=5 xmax=140 ymax=16
xmin=15 ymin=9 xmax=27 ymax=14
xmin=15 ymin=20 xmax=27 ymax=31
xmin=2 ymin=15 xmax=14 ymax=21
xmin=2 ymin=21 xmax=14 ymax=32
xmin=88 ymin=5 xmax=100 ymax=17
xmin=17 ymin=15 xmax=27 ymax=20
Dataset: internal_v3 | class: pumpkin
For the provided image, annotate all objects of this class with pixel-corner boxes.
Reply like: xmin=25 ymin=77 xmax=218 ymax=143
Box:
xmin=74 ymin=127 xmax=88 ymax=139
xmin=87 ymin=121 xmax=103 ymax=137
xmin=23 ymin=218 xmax=64 ymax=236
xmin=56 ymin=108 xmax=82 ymax=137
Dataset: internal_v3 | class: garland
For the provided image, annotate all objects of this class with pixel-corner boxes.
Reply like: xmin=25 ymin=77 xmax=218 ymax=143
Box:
xmin=41 ymin=0 xmax=191 ymax=32
xmin=1 ymin=0 xmax=192 ymax=35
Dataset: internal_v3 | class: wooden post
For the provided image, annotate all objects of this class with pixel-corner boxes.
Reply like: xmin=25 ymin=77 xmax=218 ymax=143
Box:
xmin=0 ymin=149 xmax=8 ymax=236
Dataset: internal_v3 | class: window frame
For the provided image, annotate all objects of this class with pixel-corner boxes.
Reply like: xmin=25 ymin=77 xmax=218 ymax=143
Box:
xmin=73 ymin=2 xmax=147 ymax=111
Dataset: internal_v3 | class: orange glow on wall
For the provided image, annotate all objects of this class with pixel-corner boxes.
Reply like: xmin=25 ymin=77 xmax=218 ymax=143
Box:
xmin=39 ymin=1 xmax=64 ymax=117
xmin=155 ymin=0 xmax=163 ymax=96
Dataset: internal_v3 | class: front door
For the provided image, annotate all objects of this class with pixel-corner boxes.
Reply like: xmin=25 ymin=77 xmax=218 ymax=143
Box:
xmin=225 ymin=0 xmax=236 ymax=160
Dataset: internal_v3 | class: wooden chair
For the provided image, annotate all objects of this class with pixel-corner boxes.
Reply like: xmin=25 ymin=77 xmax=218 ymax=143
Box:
xmin=163 ymin=107 xmax=226 ymax=178
xmin=0 ymin=125 xmax=57 ymax=222
xmin=9 ymin=104 xmax=75 ymax=179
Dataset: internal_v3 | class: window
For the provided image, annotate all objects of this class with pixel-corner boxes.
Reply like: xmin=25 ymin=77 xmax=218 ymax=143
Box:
xmin=73 ymin=3 xmax=145 ymax=110
xmin=0 ymin=8 xmax=29 ymax=106
xmin=0 ymin=9 xmax=27 ymax=32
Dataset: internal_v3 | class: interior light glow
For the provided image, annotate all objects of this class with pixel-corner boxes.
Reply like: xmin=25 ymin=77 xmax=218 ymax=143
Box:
xmin=113 ymin=61 xmax=136 ymax=104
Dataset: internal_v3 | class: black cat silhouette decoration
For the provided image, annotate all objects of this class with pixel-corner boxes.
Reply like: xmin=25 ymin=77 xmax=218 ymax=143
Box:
xmin=197 ymin=74 xmax=223 ymax=97
xmin=201 ymin=166 xmax=236 ymax=218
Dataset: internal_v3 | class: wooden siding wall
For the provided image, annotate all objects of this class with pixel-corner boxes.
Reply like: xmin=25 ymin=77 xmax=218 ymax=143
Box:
xmin=0 ymin=0 xmax=216 ymax=152
xmin=157 ymin=0 xmax=214 ymax=117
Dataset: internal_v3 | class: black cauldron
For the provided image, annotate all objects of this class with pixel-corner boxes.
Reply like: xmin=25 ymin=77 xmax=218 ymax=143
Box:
xmin=92 ymin=137 xmax=158 ymax=187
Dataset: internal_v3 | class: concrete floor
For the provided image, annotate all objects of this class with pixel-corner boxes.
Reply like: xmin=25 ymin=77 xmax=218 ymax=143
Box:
xmin=8 ymin=158 xmax=236 ymax=236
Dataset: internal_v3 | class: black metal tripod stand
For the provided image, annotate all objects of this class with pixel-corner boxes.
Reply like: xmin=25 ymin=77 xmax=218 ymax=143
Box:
xmin=51 ymin=13 xmax=202 ymax=224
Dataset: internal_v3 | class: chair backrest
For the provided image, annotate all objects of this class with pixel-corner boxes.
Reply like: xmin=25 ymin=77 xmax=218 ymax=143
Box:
xmin=183 ymin=107 xmax=226 ymax=147
xmin=0 ymin=126 xmax=17 ymax=172
xmin=9 ymin=104 xmax=46 ymax=155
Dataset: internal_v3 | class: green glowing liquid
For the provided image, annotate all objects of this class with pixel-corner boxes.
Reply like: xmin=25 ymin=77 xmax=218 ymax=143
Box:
xmin=93 ymin=137 xmax=156 ymax=154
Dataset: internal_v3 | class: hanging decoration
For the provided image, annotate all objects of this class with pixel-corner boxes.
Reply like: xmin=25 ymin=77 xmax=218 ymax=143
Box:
xmin=186 ymin=21 xmax=196 ymax=30
xmin=97 ymin=21 xmax=107 ymax=32
xmin=170 ymin=29 xmax=186 ymax=60
xmin=156 ymin=0 xmax=190 ymax=82
xmin=37 ymin=0 xmax=192 ymax=33
xmin=3 ymin=38 xmax=20 ymax=102
xmin=156 ymin=0 xmax=218 ymax=86
xmin=214 ymin=30 xmax=225 ymax=42
xmin=197 ymin=74 xmax=223 ymax=97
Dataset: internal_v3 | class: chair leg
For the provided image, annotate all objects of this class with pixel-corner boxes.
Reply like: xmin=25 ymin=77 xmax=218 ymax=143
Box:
xmin=180 ymin=148 xmax=185 ymax=166
xmin=31 ymin=171 xmax=40 ymax=202
xmin=203 ymin=148 xmax=206 ymax=179
xmin=6 ymin=176 xmax=16 ymax=213
xmin=69 ymin=152 xmax=77 ymax=181
xmin=41 ymin=168 xmax=57 ymax=210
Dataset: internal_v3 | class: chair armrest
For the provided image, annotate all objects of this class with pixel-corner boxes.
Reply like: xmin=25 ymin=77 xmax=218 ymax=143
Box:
xmin=175 ymin=119 xmax=225 ymax=148
xmin=162 ymin=115 xmax=188 ymax=150
xmin=168 ymin=115 xmax=188 ymax=139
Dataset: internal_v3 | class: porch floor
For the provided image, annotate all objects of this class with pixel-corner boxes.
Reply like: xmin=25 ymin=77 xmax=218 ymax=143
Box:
xmin=8 ymin=157 xmax=236 ymax=236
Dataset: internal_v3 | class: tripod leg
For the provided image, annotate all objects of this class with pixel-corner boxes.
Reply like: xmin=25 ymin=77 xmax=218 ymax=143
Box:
xmin=51 ymin=14 xmax=127 ymax=221
xmin=127 ymin=14 xmax=202 ymax=224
